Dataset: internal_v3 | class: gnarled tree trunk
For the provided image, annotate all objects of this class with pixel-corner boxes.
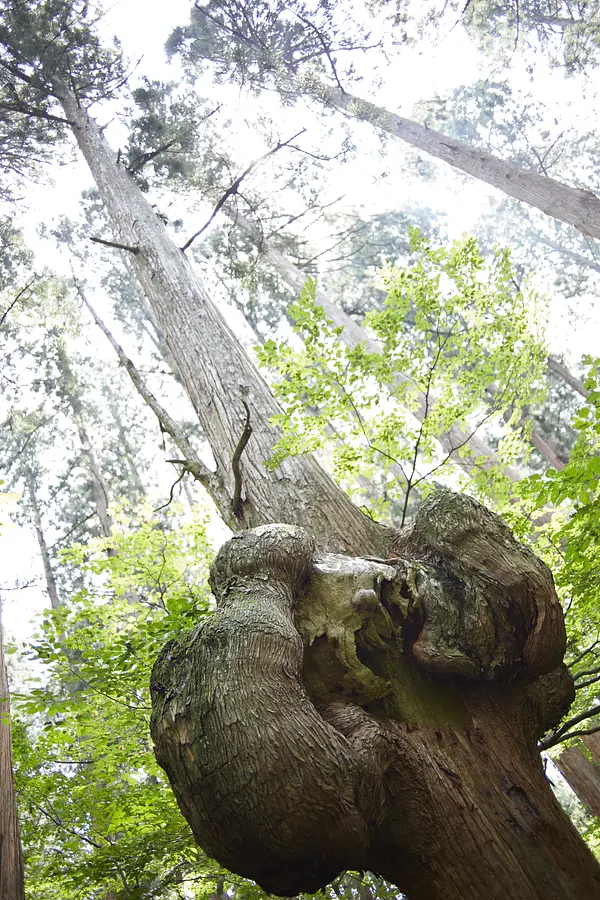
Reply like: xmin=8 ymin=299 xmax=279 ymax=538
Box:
xmin=151 ymin=492 xmax=600 ymax=900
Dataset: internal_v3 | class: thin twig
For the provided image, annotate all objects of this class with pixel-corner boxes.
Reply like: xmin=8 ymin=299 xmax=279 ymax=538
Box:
xmin=154 ymin=468 xmax=187 ymax=512
xmin=0 ymin=276 xmax=38 ymax=329
xmin=283 ymin=5 xmax=346 ymax=93
xmin=89 ymin=235 xmax=140 ymax=254
xmin=181 ymin=129 xmax=307 ymax=252
xmin=569 ymin=637 xmax=600 ymax=670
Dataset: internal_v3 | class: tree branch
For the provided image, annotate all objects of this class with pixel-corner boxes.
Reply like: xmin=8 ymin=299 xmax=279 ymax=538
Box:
xmin=539 ymin=704 xmax=600 ymax=750
xmin=180 ymin=128 xmax=307 ymax=252
xmin=126 ymin=138 xmax=179 ymax=174
xmin=231 ymin=400 xmax=252 ymax=518
xmin=75 ymin=281 xmax=234 ymax=523
xmin=547 ymin=354 xmax=590 ymax=398
xmin=0 ymin=276 xmax=38 ymax=329
xmin=89 ymin=235 xmax=140 ymax=254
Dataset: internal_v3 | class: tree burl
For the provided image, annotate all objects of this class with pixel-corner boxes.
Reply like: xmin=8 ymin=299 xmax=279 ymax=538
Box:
xmin=150 ymin=492 xmax=600 ymax=900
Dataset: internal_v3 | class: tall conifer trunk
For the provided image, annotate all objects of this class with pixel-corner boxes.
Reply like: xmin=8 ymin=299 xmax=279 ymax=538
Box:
xmin=55 ymin=83 xmax=384 ymax=556
xmin=310 ymin=84 xmax=600 ymax=242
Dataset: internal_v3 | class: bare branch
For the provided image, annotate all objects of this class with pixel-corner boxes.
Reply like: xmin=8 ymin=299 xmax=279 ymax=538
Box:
xmin=0 ymin=276 xmax=38 ymax=330
xmin=89 ymin=235 xmax=140 ymax=254
xmin=539 ymin=704 xmax=600 ymax=751
xmin=231 ymin=401 xmax=252 ymax=518
xmin=75 ymin=281 xmax=235 ymax=523
xmin=126 ymin=138 xmax=179 ymax=174
xmin=181 ymin=128 xmax=307 ymax=252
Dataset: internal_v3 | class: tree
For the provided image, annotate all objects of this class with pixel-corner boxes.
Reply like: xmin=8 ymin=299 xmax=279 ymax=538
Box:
xmin=0 ymin=597 xmax=25 ymax=900
xmin=3 ymin=2 xmax=600 ymax=897
xmin=169 ymin=0 xmax=600 ymax=243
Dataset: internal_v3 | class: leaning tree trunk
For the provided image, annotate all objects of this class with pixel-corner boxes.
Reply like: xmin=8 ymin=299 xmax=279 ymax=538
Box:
xmin=55 ymin=83 xmax=384 ymax=557
xmin=311 ymin=83 xmax=600 ymax=243
xmin=151 ymin=491 xmax=600 ymax=900
xmin=0 ymin=603 xmax=25 ymax=900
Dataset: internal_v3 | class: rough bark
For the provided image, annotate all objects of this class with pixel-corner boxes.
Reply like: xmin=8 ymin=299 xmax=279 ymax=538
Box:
xmin=311 ymin=83 xmax=600 ymax=243
xmin=585 ymin=732 xmax=600 ymax=761
xmin=556 ymin=745 xmax=600 ymax=817
xmin=151 ymin=490 xmax=600 ymax=900
xmin=0 ymin=604 xmax=25 ymax=900
xmin=56 ymin=84 xmax=384 ymax=556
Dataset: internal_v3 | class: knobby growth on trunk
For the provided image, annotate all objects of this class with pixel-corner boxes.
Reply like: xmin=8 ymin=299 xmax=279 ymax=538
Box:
xmin=151 ymin=491 xmax=600 ymax=900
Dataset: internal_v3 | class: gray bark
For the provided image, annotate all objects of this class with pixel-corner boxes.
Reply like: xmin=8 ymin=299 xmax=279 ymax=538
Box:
xmin=547 ymin=354 xmax=590 ymax=398
xmin=310 ymin=83 xmax=600 ymax=243
xmin=56 ymin=84 xmax=385 ymax=555
xmin=151 ymin=490 xmax=600 ymax=900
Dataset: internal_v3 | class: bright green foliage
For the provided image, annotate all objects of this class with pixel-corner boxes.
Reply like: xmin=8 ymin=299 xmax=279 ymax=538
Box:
xmin=519 ymin=356 xmax=600 ymax=622
xmin=12 ymin=503 xmax=217 ymax=899
xmin=517 ymin=358 xmax=600 ymax=736
xmin=258 ymin=229 xmax=548 ymax=524
xmin=11 ymin=504 xmax=405 ymax=898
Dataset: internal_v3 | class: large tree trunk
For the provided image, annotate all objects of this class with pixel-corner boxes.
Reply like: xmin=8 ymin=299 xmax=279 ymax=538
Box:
xmin=51 ymin=82 xmax=600 ymax=900
xmin=0 ymin=604 xmax=25 ymax=900
xmin=56 ymin=84 xmax=384 ymax=556
xmin=313 ymin=83 xmax=600 ymax=243
xmin=151 ymin=491 xmax=600 ymax=900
